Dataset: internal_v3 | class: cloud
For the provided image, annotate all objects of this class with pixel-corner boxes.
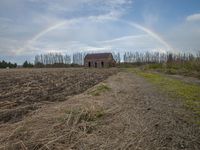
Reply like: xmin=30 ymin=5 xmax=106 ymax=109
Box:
xmin=97 ymin=34 xmax=169 ymax=52
xmin=28 ymin=0 xmax=132 ymax=18
xmin=0 ymin=0 xmax=134 ymax=57
xmin=88 ymin=11 xmax=122 ymax=22
xmin=29 ymin=32 xmax=169 ymax=55
xmin=100 ymin=34 xmax=148 ymax=43
xmin=186 ymin=13 xmax=200 ymax=22
xmin=166 ymin=17 xmax=200 ymax=52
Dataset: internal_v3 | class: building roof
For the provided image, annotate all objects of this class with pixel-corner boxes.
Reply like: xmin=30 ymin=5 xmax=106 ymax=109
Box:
xmin=84 ymin=53 xmax=112 ymax=60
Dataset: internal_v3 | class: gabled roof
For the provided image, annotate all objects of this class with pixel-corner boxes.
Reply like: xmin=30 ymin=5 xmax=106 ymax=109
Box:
xmin=84 ymin=53 xmax=112 ymax=60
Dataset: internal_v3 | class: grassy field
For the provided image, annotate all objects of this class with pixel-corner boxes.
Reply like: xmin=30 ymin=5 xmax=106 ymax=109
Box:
xmin=142 ymin=62 xmax=200 ymax=79
xmin=127 ymin=68 xmax=200 ymax=123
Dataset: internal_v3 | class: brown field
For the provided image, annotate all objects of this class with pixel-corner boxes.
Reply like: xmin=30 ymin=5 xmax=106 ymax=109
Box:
xmin=0 ymin=68 xmax=200 ymax=150
xmin=0 ymin=68 xmax=118 ymax=124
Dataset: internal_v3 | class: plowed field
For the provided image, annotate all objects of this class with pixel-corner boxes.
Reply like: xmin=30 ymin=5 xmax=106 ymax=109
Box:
xmin=0 ymin=68 xmax=117 ymax=123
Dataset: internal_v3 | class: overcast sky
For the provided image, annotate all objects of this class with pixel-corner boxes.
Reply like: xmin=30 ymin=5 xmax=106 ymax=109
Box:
xmin=0 ymin=0 xmax=200 ymax=63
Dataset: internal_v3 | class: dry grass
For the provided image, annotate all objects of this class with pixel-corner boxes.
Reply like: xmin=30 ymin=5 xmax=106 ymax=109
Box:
xmin=1 ymin=104 xmax=105 ymax=149
xmin=89 ymin=83 xmax=111 ymax=96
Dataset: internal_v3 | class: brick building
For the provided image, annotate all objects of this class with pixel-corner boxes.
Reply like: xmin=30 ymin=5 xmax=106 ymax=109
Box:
xmin=84 ymin=53 xmax=116 ymax=68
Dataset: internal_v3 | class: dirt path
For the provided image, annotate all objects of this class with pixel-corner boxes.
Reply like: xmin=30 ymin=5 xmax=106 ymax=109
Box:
xmin=0 ymin=71 xmax=200 ymax=149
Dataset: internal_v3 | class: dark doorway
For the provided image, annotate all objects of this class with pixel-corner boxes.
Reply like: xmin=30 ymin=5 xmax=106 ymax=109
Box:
xmin=95 ymin=62 xmax=97 ymax=68
xmin=101 ymin=61 xmax=104 ymax=68
xmin=88 ymin=62 xmax=91 ymax=67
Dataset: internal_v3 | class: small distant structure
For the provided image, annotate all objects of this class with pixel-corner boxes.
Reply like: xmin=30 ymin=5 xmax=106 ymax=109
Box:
xmin=84 ymin=53 xmax=116 ymax=68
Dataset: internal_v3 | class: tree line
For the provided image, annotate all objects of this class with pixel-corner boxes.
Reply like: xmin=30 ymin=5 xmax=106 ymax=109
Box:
xmin=0 ymin=60 xmax=17 ymax=68
xmin=122 ymin=51 xmax=200 ymax=73
xmin=34 ymin=52 xmax=121 ymax=67
xmin=34 ymin=51 xmax=200 ymax=66
xmin=34 ymin=53 xmax=71 ymax=67
xmin=0 ymin=60 xmax=34 ymax=68
xmin=123 ymin=51 xmax=200 ymax=63
xmin=1 ymin=51 xmax=200 ymax=69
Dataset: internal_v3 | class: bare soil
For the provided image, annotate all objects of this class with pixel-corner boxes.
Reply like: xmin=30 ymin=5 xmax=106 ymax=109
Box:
xmin=0 ymin=68 xmax=117 ymax=124
xmin=0 ymin=69 xmax=199 ymax=150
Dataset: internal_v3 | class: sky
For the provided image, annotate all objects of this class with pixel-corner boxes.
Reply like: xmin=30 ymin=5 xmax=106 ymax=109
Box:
xmin=0 ymin=0 xmax=200 ymax=64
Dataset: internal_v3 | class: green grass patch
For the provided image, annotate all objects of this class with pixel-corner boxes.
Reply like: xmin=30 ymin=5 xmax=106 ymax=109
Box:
xmin=90 ymin=83 xmax=111 ymax=96
xmin=128 ymin=68 xmax=200 ymax=120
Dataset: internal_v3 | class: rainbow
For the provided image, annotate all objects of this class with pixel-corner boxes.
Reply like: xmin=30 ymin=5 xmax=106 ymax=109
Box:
xmin=16 ymin=18 xmax=173 ymax=54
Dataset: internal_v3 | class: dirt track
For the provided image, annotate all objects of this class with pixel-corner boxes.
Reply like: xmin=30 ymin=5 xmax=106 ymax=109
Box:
xmin=0 ymin=71 xmax=200 ymax=149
